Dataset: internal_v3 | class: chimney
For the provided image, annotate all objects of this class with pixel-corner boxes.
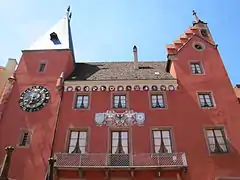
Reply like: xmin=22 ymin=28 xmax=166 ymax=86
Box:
xmin=133 ymin=45 xmax=138 ymax=69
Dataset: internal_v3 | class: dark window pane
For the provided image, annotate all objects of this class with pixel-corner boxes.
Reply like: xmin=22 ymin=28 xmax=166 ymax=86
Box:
xmin=19 ymin=132 xmax=30 ymax=146
xmin=39 ymin=63 xmax=46 ymax=72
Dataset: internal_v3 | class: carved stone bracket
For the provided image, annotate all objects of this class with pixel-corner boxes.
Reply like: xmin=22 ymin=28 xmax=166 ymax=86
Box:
xmin=78 ymin=168 xmax=85 ymax=179
xmin=95 ymin=110 xmax=145 ymax=127
xmin=130 ymin=168 xmax=135 ymax=178
xmin=104 ymin=169 xmax=109 ymax=180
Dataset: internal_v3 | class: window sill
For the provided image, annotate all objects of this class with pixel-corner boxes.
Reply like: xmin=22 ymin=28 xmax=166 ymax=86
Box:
xmin=191 ymin=73 xmax=206 ymax=75
xmin=209 ymin=152 xmax=230 ymax=156
xmin=112 ymin=107 xmax=128 ymax=111
xmin=16 ymin=145 xmax=30 ymax=148
xmin=200 ymin=106 xmax=215 ymax=109
xmin=150 ymin=107 xmax=168 ymax=110
xmin=74 ymin=107 xmax=90 ymax=111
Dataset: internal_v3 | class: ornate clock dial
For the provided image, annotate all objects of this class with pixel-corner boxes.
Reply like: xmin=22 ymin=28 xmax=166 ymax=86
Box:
xmin=19 ymin=85 xmax=50 ymax=112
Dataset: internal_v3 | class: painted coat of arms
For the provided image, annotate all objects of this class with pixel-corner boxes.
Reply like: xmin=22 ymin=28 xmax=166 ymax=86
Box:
xmin=95 ymin=110 xmax=145 ymax=127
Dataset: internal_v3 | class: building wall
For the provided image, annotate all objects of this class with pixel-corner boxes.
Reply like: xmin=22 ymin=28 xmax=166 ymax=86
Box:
xmin=0 ymin=58 xmax=17 ymax=95
xmin=0 ymin=24 xmax=240 ymax=180
xmin=0 ymin=50 xmax=74 ymax=180
xmin=52 ymin=36 xmax=240 ymax=180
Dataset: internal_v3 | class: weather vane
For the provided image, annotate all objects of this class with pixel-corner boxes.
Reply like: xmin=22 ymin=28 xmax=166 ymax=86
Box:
xmin=192 ymin=10 xmax=199 ymax=22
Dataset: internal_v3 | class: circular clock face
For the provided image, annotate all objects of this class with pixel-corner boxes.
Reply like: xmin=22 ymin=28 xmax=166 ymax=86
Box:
xmin=19 ymin=85 xmax=50 ymax=112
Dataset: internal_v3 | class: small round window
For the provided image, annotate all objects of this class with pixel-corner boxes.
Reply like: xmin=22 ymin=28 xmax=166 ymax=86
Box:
xmin=192 ymin=42 xmax=205 ymax=51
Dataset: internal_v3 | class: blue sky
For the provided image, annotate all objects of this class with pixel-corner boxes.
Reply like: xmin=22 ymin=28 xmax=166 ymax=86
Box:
xmin=0 ymin=0 xmax=239 ymax=84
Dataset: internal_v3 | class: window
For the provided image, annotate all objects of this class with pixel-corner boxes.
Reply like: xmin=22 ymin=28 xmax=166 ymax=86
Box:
xmin=198 ymin=93 xmax=214 ymax=108
xmin=151 ymin=94 xmax=165 ymax=108
xmin=110 ymin=131 xmax=129 ymax=166
xmin=113 ymin=95 xmax=126 ymax=108
xmin=39 ymin=63 xmax=46 ymax=72
xmin=192 ymin=42 xmax=205 ymax=51
xmin=18 ymin=130 xmax=30 ymax=147
xmin=68 ymin=130 xmax=87 ymax=153
xmin=111 ymin=131 xmax=129 ymax=154
xmin=152 ymin=130 xmax=172 ymax=153
xmin=190 ymin=62 xmax=203 ymax=74
xmin=206 ymin=128 xmax=228 ymax=153
xmin=75 ymin=95 xmax=89 ymax=109
xmin=50 ymin=32 xmax=61 ymax=45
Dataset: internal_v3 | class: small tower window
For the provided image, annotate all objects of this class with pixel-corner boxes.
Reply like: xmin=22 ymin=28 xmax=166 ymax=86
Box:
xmin=198 ymin=92 xmax=214 ymax=108
xmin=192 ymin=42 xmax=205 ymax=51
xmin=200 ymin=29 xmax=208 ymax=37
xmin=195 ymin=44 xmax=203 ymax=50
xmin=50 ymin=32 xmax=61 ymax=45
xmin=18 ymin=130 xmax=31 ymax=147
xmin=190 ymin=62 xmax=204 ymax=74
xmin=39 ymin=63 xmax=46 ymax=72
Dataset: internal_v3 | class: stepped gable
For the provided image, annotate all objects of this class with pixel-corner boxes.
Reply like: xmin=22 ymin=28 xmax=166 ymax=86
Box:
xmin=166 ymin=26 xmax=200 ymax=55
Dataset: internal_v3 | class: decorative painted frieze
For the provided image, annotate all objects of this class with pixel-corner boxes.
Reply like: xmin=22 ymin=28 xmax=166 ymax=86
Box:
xmin=64 ymin=80 xmax=178 ymax=92
xmin=95 ymin=110 xmax=145 ymax=127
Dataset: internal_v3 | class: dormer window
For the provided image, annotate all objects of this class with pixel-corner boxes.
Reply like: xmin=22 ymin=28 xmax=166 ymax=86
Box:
xmin=50 ymin=32 xmax=61 ymax=45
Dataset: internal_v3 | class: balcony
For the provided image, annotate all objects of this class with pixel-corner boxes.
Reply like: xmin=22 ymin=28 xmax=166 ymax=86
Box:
xmin=54 ymin=152 xmax=187 ymax=170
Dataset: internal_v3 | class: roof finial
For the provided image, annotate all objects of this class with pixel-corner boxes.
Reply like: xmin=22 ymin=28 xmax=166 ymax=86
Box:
xmin=66 ymin=6 xmax=72 ymax=20
xmin=193 ymin=10 xmax=200 ymax=22
xmin=67 ymin=6 xmax=70 ymax=13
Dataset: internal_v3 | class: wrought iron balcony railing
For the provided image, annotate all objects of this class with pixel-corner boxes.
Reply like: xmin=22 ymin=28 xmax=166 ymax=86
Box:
xmin=54 ymin=152 xmax=187 ymax=169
